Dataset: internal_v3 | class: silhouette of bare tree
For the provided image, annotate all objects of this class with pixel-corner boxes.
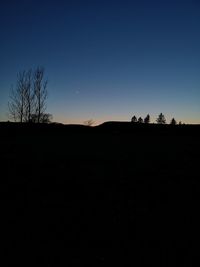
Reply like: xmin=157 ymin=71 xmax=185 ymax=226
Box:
xmin=8 ymin=67 xmax=52 ymax=123
xmin=33 ymin=67 xmax=48 ymax=123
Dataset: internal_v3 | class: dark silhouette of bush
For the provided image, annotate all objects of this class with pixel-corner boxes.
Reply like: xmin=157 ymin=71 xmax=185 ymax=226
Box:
xmin=30 ymin=113 xmax=53 ymax=123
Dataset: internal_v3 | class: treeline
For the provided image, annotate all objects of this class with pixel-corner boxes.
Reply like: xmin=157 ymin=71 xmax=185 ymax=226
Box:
xmin=131 ymin=113 xmax=181 ymax=125
xmin=8 ymin=67 xmax=52 ymax=123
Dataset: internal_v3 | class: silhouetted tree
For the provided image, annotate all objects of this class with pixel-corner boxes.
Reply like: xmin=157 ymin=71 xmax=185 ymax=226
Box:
xmin=138 ymin=117 xmax=143 ymax=123
xmin=24 ymin=69 xmax=34 ymax=122
xmin=33 ymin=67 xmax=48 ymax=123
xmin=144 ymin=114 xmax=150 ymax=124
xmin=8 ymin=71 xmax=29 ymax=122
xmin=131 ymin=115 xmax=137 ymax=123
xmin=8 ymin=67 xmax=51 ymax=123
xmin=170 ymin=118 xmax=177 ymax=125
xmin=156 ymin=113 xmax=166 ymax=124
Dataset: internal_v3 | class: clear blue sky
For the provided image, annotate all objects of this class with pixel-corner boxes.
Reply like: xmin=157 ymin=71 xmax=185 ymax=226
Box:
xmin=0 ymin=0 xmax=200 ymax=124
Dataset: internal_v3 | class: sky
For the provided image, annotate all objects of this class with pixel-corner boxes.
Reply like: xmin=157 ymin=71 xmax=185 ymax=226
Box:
xmin=0 ymin=0 xmax=200 ymax=125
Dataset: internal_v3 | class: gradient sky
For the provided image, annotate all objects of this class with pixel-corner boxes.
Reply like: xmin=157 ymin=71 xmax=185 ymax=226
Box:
xmin=0 ymin=0 xmax=200 ymax=124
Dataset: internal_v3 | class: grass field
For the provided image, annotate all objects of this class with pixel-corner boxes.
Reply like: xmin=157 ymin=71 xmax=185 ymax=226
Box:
xmin=1 ymin=122 xmax=200 ymax=265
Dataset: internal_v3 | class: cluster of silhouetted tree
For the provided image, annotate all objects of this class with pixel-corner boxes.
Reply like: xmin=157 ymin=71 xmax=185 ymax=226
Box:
xmin=8 ymin=67 xmax=52 ymax=123
xmin=131 ymin=113 xmax=179 ymax=125
xmin=131 ymin=114 xmax=150 ymax=124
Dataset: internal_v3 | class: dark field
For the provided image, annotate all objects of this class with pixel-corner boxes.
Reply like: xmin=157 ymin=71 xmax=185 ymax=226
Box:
xmin=1 ymin=122 xmax=200 ymax=265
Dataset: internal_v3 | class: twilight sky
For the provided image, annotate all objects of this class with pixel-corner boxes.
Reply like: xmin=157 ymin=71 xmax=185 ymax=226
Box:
xmin=0 ymin=0 xmax=200 ymax=124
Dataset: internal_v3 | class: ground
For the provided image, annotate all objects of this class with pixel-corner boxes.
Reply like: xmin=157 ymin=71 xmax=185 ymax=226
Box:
xmin=1 ymin=122 xmax=200 ymax=265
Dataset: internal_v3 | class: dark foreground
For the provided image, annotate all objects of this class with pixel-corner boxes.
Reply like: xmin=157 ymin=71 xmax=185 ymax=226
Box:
xmin=1 ymin=122 xmax=200 ymax=265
